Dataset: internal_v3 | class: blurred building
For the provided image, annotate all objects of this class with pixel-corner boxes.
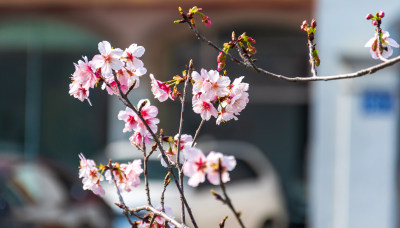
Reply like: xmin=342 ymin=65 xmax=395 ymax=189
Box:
xmin=312 ymin=1 xmax=400 ymax=228
xmin=3 ymin=0 xmax=399 ymax=228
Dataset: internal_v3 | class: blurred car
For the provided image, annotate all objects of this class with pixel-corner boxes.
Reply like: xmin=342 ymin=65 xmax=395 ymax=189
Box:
xmin=102 ymin=140 xmax=288 ymax=228
xmin=0 ymin=152 xmax=113 ymax=228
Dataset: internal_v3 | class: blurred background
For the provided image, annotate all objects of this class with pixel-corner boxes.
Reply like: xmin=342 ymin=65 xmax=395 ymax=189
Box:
xmin=0 ymin=0 xmax=400 ymax=227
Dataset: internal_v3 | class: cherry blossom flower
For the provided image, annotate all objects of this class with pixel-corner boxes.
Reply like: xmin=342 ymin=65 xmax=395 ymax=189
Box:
xmin=192 ymin=93 xmax=218 ymax=121
xmin=201 ymin=69 xmax=230 ymax=100
xmin=161 ymin=133 xmax=194 ymax=167
xmin=136 ymin=99 xmax=160 ymax=134
xmin=72 ymin=56 xmax=97 ymax=88
xmin=129 ymin=131 xmax=152 ymax=147
xmin=78 ymin=154 xmax=105 ymax=196
xmin=118 ymin=107 xmax=138 ymax=133
xmin=69 ymin=81 xmax=92 ymax=106
xmin=122 ymin=43 xmax=147 ymax=74
xmin=101 ymin=70 xmax=129 ymax=95
xmin=206 ymin=151 xmax=236 ymax=185
xmin=119 ymin=160 xmax=143 ymax=192
xmin=191 ymin=68 xmax=210 ymax=94
xmin=183 ymin=148 xmax=208 ymax=187
xmin=91 ymin=41 xmax=124 ymax=77
xmin=79 ymin=153 xmax=96 ymax=178
xmin=365 ymin=31 xmax=399 ymax=59
xmin=150 ymin=74 xmax=173 ymax=102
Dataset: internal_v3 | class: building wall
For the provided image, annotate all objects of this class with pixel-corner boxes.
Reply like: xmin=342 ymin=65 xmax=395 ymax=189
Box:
xmin=311 ymin=1 xmax=400 ymax=228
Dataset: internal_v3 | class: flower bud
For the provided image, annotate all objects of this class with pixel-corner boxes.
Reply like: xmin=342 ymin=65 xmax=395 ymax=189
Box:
xmin=311 ymin=19 xmax=317 ymax=28
xmin=247 ymin=36 xmax=256 ymax=44
xmin=217 ymin=52 xmax=226 ymax=63
xmin=372 ymin=20 xmax=378 ymax=26
xmin=365 ymin=14 xmax=373 ymax=20
xmin=218 ymin=62 xmax=225 ymax=71
xmin=300 ymin=20 xmax=308 ymax=31
xmin=202 ymin=15 xmax=212 ymax=26
xmin=378 ymin=11 xmax=385 ymax=18
xmin=247 ymin=45 xmax=257 ymax=54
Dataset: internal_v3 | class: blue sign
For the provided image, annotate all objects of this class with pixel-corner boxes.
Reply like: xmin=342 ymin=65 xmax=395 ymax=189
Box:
xmin=362 ymin=90 xmax=395 ymax=114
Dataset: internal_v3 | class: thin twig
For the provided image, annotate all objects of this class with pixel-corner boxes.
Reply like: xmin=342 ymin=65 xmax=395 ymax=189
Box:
xmin=183 ymin=18 xmax=400 ymax=82
xmin=131 ymin=205 xmax=189 ymax=228
xmin=111 ymin=73 xmax=199 ymax=228
xmin=161 ymin=172 xmax=171 ymax=212
xmin=142 ymin=136 xmax=152 ymax=206
xmin=218 ymin=159 xmax=246 ymax=228
xmin=108 ymin=160 xmax=135 ymax=226
xmin=176 ymin=60 xmax=193 ymax=223
xmin=191 ymin=119 xmax=205 ymax=147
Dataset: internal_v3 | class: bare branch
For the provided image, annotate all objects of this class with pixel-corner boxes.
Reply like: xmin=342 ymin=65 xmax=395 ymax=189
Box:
xmin=218 ymin=159 xmax=246 ymax=228
xmin=131 ymin=205 xmax=189 ymax=228
xmin=182 ymin=18 xmax=400 ymax=82
xmin=192 ymin=119 xmax=205 ymax=147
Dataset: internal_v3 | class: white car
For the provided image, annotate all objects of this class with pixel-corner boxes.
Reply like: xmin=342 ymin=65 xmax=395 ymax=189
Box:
xmin=102 ymin=140 xmax=288 ymax=228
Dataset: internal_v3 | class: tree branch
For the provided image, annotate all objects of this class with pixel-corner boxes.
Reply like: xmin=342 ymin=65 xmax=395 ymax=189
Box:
xmin=182 ymin=18 xmax=400 ymax=82
xmin=130 ymin=205 xmax=189 ymax=228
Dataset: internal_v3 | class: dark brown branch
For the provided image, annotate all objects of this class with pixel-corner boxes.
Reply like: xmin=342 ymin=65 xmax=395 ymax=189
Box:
xmin=183 ymin=18 xmax=400 ymax=82
xmin=218 ymin=159 xmax=245 ymax=228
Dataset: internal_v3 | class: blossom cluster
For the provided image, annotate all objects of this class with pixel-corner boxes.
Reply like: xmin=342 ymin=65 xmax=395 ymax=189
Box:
xmin=118 ymin=99 xmax=159 ymax=148
xmin=69 ymin=41 xmax=147 ymax=105
xmin=150 ymin=69 xmax=249 ymax=125
xmin=183 ymin=148 xmax=236 ymax=187
xmin=78 ymin=153 xmax=143 ymax=197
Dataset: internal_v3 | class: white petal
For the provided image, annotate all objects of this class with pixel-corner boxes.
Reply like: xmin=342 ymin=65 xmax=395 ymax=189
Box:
xmin=98 ymin=41 xmax=111 ymax=55
xmin=365 ymin=37 xmax=376 ymax=47
xmin=387 ymin=38 xmax=399 ymax=48
xmin=370 ymin=49 xmax=379 ymax=60
xmin=133 ymin=46 xmax=145 ymax=57
xmin=382 ymin=46 xmax=393 ymax=58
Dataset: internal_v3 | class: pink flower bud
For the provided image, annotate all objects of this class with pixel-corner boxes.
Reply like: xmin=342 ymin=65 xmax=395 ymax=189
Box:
xmin=300 ymin=20 xmax=308 ymax=31
xmin=365 ymin=14 xmax=373 ymax=20
xmin=202 ymin=15 xmax=212 ymax=27
xmin=311 ymin=19 xmax=317 ymax=28
xmin=247 ymin=36 xmax=256 ymax=44
xmin=218 ymin=62 xmax=225 ymax=71
xmin=372 ymin=20 xmax=378 ymax=26
xmin=378 ymin=11 xmax=385 ymax=18
xmin=217 ymin=52 xmax=226 ymax=63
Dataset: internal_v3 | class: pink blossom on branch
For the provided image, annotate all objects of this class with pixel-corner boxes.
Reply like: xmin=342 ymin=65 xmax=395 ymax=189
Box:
xmin=192 ymin=93 xmax=218 ymax=121
xmin=69 ymin=81 xmax=92 ymax=106
xmin=206 ymin=151 xmax=236 ymax=185
xmin=150 ymin=74 xmax=174 ymax=102
xmin=183 ymin=147 xmax=208 ymax=187
xmin=122 ymin=43 xmax=146 ymax=73
xmin=78 ymin=153 xmax=105 ymax=196
xmin=365 ymin=31 xmax=399 ymax=59
xmin=118 ymin=107 xmax=138 ymax=133
xmin=91 ymin=41 xmax=124 ymax=77
xmin=72 ymin=56 xmax=97 ymax=88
